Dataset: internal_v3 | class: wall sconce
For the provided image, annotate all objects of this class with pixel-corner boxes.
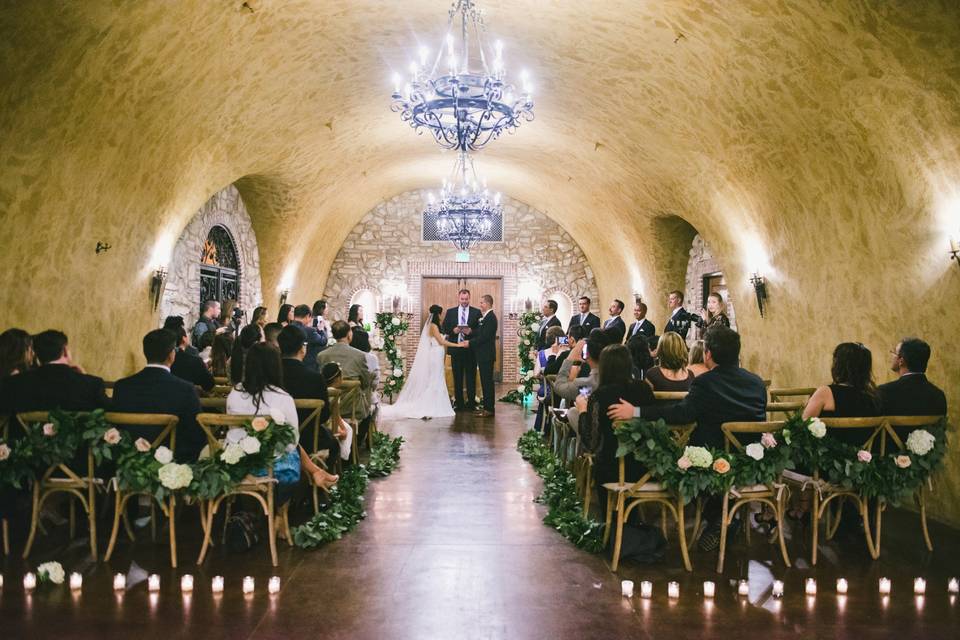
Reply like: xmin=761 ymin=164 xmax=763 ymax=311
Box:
xmin=633 ymin=292 xmax=643 ymax=305
xmin=950 ymin=236 xmax=960 ymax=270
xmin=749 ymin=273 xmax=767 ymax=317
xmin=96 ymin=241 xmax=112 ymax=254
xmin=150 ymin=266 xmax=168 ymax=310
xmin=279 ymin=289 xmax=290 ymax=307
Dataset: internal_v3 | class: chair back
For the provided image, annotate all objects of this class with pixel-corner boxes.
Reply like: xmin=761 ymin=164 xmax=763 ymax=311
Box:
xmin=195 ymin=413 xmax=256 ymax=451
xmin=721 ymin=421 xmax=785 ymax=452
xmin=882 ymin=415 xmax=945 ymax=452
xmin=818 ymin=416 xmax=887 ymax=451
xmin=199 ymin=397 xmax=227 ymax=412
xmin=213 ymin=376 xmax=230 ymax=386
xmin=104 ymin=412 xmax=179 ymax=451
xmin=653 ymin=391 xmax=688 ymax=403
xmin=769 ymin=387 xmax=816 ymax=402
xmin=209 ymin=384 xmax=233 ymax=398
xmin=767 ymin=401 xmax=805 ymax=419
xmin=619 ymin=422 xmax=696 ymax=485
xmin=16 ymin=411 xmax=94 ymax=481
xmin=337 ymin=379 xmax=364 ymax=418
xmin=294 ymin=399 xmax=326 ymax=437
xmin=326 ymin=388 xmax=342 ymax=425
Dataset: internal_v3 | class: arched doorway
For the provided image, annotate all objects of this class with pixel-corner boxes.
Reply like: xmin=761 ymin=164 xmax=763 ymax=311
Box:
xmin=199 ymin=225 xmax=241 ymax=304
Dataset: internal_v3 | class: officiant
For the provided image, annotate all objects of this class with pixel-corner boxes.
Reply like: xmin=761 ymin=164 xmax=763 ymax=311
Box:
xmin=442 ymin=289 xmax=482 ymax=411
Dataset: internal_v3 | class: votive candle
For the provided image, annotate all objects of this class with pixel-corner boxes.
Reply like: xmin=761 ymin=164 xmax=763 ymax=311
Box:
xmin=805 ymin=578 xmax=817 ymax=596
xmin=949 ymin=578 xmax=959 ymax=594
xmin=836 ymin=578 xmax=849 ymax=594
xmin=772 ymin=580 xmax=784 ymax=598
xmin=879 ymin=577 xmax=891 ymax=595
xmin=914 ymin=578 xmax=926 ymax=595
xmin=113 ymin=573 xmax=126 ymax=591
xmin=268 ymin=576 xmax=281 ymax=595
xmin=180 ymin=574 xmax=194 ymax=593
xmin=69 ymin=572 xmax=82 ymax=591
xmin=242 ymin=576 xmax=255 ymax=594
xmin=640 ymin=581 xmax=653 ymax=598
xmin=668 ymin=581 xmax=680 ymax=599
xmin=0 ymin=574 xmax=4 ymax=589
xmin=211 ymin=576 xmax=225 ymax=594
xmin=621 ymin=580 xmax=634 ymax=598
xmin=738 ymin=580 xmax=749 ymax=596
xmin=703 ymin=581 xmax=715 ymax=598
xmin=147 ymin=574 xmax=160 ymax=592
xmin=23 ymin=572 xmax=37 ymax=591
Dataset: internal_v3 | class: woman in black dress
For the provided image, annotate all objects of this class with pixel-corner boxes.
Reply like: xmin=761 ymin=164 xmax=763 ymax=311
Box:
xmin=696 ymin=292 xmax=731 ymax=330
xmin=347 ymin=304 xmax=371 ymax=352
xmin=802 ymin=341 xmax=881 ymax=444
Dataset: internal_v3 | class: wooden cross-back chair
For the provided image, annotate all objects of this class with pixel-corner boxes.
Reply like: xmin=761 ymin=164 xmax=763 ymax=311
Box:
xmin=336 ymin=380 xmax=364 ymax=464
xmin=603 ymin=423 xmax=696 ymax=572
xmin=101 ymin=413 xmax=180 ymax=566
xmin=768 ymin=387 xmax=816 ymax=403
xmin=782 ymin=417 xmax=887 ymax=564
xmin=17 ymin=411 xmax=100 ymax=559
xmin=716 ymin=421 xmax=791 ymax=573
xmin=766 ymin=401 xmax=806 ymax=420
xmin=199 ymin=397 xmax=227 ymax=412
xmin=213 ymin=376 xmax=230 ymax=386
xmin=209 ymin=385 xmax=233 ymax=398
xmin=293 ymin=398 xmax=329 ymax=515
xmin=194 ymin=413 xmax=291 ymax=567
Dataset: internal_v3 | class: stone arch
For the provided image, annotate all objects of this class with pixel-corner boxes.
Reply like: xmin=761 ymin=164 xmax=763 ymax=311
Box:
xmin=159 ymin=184 xmax=263 ymax=329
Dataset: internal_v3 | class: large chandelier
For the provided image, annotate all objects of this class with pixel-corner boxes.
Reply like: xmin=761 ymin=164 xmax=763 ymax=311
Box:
xmin=425 ymin=151 xmax=502 ymax=251
xmin=390 ymin=0 xmax=534 ymax=151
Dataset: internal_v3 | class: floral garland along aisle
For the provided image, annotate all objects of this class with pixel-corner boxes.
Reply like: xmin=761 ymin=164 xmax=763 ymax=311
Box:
xmin=375 ymin=311 xmax=409 ymax=401
xmin=500 ymin=310 xmax=542 ymax=405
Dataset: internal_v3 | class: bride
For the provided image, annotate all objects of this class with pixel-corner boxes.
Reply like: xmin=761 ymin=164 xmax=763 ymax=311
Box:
xmin=381 ymin=304 xmax=465 ymax=419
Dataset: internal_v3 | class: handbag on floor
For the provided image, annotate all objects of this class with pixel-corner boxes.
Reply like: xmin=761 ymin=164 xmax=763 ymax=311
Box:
xmin=225 ymin=511 xmax=261 ymax=553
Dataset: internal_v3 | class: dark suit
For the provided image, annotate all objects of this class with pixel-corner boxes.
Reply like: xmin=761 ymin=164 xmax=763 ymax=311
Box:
xmin=569 ymin=312 xmax=601 ymax=335
xmin=293 ymin=320 xmax=327 ymax=372
xmin=602 ymin=316 xmax=626 ymax=344
xmin=281 ymin=358 xmax=338 ymax=459
xmin=638 ymin=365 xmax=767 ymax=449
xmin=0 ymin=363 xmax=109 ymax=415
xmin=442 ymin=305 xmax=482 ymax=408
xmin=626 ymin=318 xmax=655 ymax=342
xmin=879 ymin=373 xmax=947 ymax=417
xmin=470 ymin=311 xmax=498 ymax=411
xmin=171 ymin=348 xmax=214 ymax=391
xmin=111 ymin=367 xmax=203 ymax=462
xmin=535 ymin=315 xmax=562 ymax=351
xmin=664 ymin=308 xmax=694 ymax=339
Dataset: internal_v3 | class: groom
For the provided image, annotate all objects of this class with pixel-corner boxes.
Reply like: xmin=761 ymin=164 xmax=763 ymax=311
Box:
xmin=442 ymin=289 xmax=482 ymax=411
xmin=467 ymin=294 xmax=498 ymax=417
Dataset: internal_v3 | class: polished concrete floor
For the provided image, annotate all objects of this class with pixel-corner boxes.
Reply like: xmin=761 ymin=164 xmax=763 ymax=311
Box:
xmin=1 ymin=398 xmax=959 ymax=639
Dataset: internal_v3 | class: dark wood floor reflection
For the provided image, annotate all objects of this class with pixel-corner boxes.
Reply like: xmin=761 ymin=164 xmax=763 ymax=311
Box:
xmin=2 ymin=398 xmax=959 ymax=639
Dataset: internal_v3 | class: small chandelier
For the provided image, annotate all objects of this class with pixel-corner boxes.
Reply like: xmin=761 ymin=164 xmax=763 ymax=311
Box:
xmin=390 ymin=0 xmax=534 ymax=151
xmin=425 ymin=151 xmax=502 ymax=251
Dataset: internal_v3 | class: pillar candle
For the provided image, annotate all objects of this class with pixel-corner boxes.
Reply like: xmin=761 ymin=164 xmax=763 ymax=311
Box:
xmin=148 ymin=574 xmax=160 ymax=592
xmin=948 ymin=578 xmax=959 ymax=594
xmin=23 ymin=572 xmax=37 ymax=591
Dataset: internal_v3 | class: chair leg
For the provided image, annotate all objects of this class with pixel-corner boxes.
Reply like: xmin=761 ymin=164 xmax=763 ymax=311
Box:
xmin=687 ymin=499 xmax=703 ymax=551
xmin=2 ymin=519 xmax=8 ymax=556
xmin=660 ymin=505 xmax=668 ymax=540
xmin=602 ymin=492 xmax=614 ymax=546
xmin=150 ymin=500 xmax=157 ymax=542
xmin=69 ymin=498 xmax=77 ymax=540
xmin=22 ymin=484 xmax=41 ymax=559
xmin=582 ymin=464 xmax=592 ymax=517
xmin=872 ymin=500 xmax=883 ymax=559
xmin=267 ymin=489 xmax=278 ymax=567
xmin=197 ymin=500 xmax=218 ymax=565
xmin=88 ymin=481 xmax=97 ymax=560
xmin=811 ymin=489 xmax=820 ymax=566
xmin=859 ymin=499 xmax=879 ymax=560
xmin=104 ymin=492 xmax=126 ymax=562
xmin=919 ymin=490 xmax=933 ymax=552
xmin=716 ymin=495 xmax=731 ymax=574
xmin=283 ymin=504 xmax=293 ymax=547
xmin=677 ymin=498 xmax=692 ymax=572
xmin=611 ymin=495 xmax=626 ymax=572
xmin=221 ymin=498 xmax=233 ymax=545
xmin=776 ymin=496 xmax=791 ymax=568
xmin=169 ymin=495 xmax=178 ymax=568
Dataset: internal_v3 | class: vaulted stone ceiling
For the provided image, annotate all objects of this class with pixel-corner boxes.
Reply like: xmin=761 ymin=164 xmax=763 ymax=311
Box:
xmin=2 ymin=2 xmax=960 ymax=518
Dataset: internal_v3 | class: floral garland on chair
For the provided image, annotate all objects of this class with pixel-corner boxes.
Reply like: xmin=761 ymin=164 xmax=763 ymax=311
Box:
xmin=375 ymin=311 xmax=409 ymax=401
xmin=500 ymin=310 xmax=542 ymax=405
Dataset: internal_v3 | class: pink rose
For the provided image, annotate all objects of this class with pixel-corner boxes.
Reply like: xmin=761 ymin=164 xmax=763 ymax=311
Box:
xmin=857 ymin=450 xmax=872 ymax=463
xmin=103 ymin=428 xmax=121 ymax=445
xmin=895 ymin=455 xmax=911 ymax=469
xmin=0 ymin=443 xmax=10 ymax=461
xmin=761 ymin=432 xmax=777 ymax=448
xmin=135 ymin=438 xmax=151 ymax=453
xmin=251 ymin=417 xmax=269 ymax=432
xmin=42 ymin=422 xmax=57 ymax=437
xmin=677 ymin=456 xmax=692 ymax=470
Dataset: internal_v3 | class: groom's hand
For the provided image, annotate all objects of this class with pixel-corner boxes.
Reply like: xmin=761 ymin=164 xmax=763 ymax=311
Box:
xmin=462 ymin=327 xmax=472 ymax=336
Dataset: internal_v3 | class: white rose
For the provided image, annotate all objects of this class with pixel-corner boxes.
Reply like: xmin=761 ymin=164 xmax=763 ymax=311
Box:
xmin=523 ymin=339 xmax=531 ymax=346
xmin=0 ymin=443 xmax=10 ymax=461
xmin=745 ymin=442 xmax=765 ymax=461
xmin=396 ymin=349 xmax=403 ymax=358
xmin=153 ymin=446 xmax=173 ymax=464
xmin=270 ymin=409 xmax=287 ymax=425
xmin=240 ymin=435 xmax=261 ymax=455
xmin=392 ymin=318 xmax=401 ymax=326
xmin=516 ymin=385 xmax=525 ymax=393
xmin=37 ymin=561 xmax=65 ymax=585
xmin=221 ymin=443 xmax=244 ymax=465
xmin=225 ymin=427 xmax=247 ymax=444
xmin=158 ymin=463 xmax=193 ymax=490
xmin=393 ymin=368 xmax=403 ymax=377
xmin=807 ymin=418 xmax=827 ymax=439
xmin=906 ymin=429 xmax=935 ymax=456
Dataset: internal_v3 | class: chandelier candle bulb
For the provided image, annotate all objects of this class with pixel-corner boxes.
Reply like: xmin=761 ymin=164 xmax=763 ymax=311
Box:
xmin=211 ymin=576 xmax=225 ymax=594
xmin=738 ymin=580 xmax=750 ymax=596
xmin=69 ymin=573 xmax=82 ymax=591
xmin=914 ymin=578 xmax=926 ymax=595
xmin=640 ymin=581 xmax=653 ymax=598
xmin=180 ymin=574 xmax=194 ymax=594
xmin=949 ymin=578 xmax=959 ymax=594
xmin=879 ymin=578 xmax=892 ymax=595
xmin=23 ymin=572 xmax=36 ymax=591
xmin=113 ymin=573 xmax=126 ymax=591
xmin=772 ymin=580 xmax=785 ymax=598
xmin=836 ymin=578 xmax=849 ymax=595
xmin=703 ymin=581 xmax=716 ymax=598
xmin=148 ymin=574 xmax=160 ymax=592
xmin=268 ymin=576 xmax=281 ymax=595
xmin=242 ymin=576 xmax=255 ymax=595
xmin=621 ymin=580 xmax=634 ymax=598
xmin=805 ymin=579 xmax=817 ymax=596
xmin=668 ymin=582 xmax=680 ymax=599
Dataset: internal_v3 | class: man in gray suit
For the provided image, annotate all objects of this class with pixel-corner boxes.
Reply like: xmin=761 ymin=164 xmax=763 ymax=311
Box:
xmin=317 ymin=320 xmax=375 ymax=443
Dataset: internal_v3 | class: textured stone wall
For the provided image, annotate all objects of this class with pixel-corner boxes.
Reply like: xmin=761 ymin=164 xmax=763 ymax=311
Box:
xmin=159 ymin=185 xmax=264 ymax=328
xmin=683 ymin=234 xmax=738 ymax=342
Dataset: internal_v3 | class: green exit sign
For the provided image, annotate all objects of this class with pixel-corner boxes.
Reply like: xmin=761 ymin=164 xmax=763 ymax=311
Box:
xmin=455 ymin=251 xmax=470 ymax=262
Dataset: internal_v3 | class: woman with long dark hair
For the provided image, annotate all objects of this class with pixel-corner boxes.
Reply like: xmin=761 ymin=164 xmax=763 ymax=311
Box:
xmin=210 ymin=332 xmax=234 ymax=378
xmin=803 ymin=342 xmax=881 ymax=438
xmin=347 ymin=303 xmax=371 ymax=352
xmin=0 ymin=328 xmax=34 ymax=378
xmin=250 ymin=306 xmax=269 ymax=328
xmin=230 ymin=323 xmax=264 ymax=383
xmin=277 ymin=304 xmax=294 ymax=326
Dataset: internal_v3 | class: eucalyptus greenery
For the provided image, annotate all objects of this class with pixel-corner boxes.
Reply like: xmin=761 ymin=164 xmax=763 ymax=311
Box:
xmin=500 ymin=310 xmax=542 ymax=404
xmin=375 ymin=311 xmax=409 ymax=400
xmin=366 ymin=432 xmax=404 ymax=478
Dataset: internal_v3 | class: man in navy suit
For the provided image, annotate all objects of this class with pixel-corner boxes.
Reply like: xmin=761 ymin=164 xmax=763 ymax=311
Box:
xmin=602 ymin=299 xmax=627 ymax=344
xmin=442 ymin=289 xmax=482 ymax=410
xmin=278 ymin=324 xmax=339 ymax=460
xmin=112 ymin=329 xmax=203 ymax=462
xmin=292 ymin=304 xmax=327 ymax=372
xmin=535 ymin=299 xmax=563 ymax=351
xmin=467 ymin=294 xmax=498 ymax=416
xmin=664 ymin=290 xmax=694 ymax=339
xmin=626 ymin=301 xmax=655 ymax=343
xmin=568 ymin=296 xmax=600 ymax=335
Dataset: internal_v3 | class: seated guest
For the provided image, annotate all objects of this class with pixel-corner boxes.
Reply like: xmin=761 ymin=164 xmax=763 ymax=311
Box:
xmin=688 ymin=340 xmax=709 ymax=377
xmin=601 ymin=299 xmax=627 ymax=344
xmin=695 ymin=292 xmax=731 ymax=330
xmin=278 ymin=323 xmax=331 ymax=429
xmin=170 ymin=326 xmax=214 ymax=392
xmin=802 ymin=342 xmax=881 ymax=444
xmin=209 ymin=332 xmax=232 ymax=378
xmin=322 ymin=362 xmax=355 ymax=463
xmin=645 ymin=331 xmax=694 ymax=392
xmin=626 ymin=333 xmax=655 ymax=380
xmin=532 ymin=325 xmax=569 ymax=431
xmin=626 ymin=301 xmax=655 ymax=342
xmin=535 ymin=300 xmax=562 ymax=351
xmin=576 ymin=344 xmax=655 ymax=506
xmin=192 ymin=300 xmax=222 ymax=347
xmin=0 ymin=328 xmax=34 ymax=378
xmin=227 ymin=343 xmax=336 ymax=491
xmin=112 ymin=329 xmax=204 ymax=461
xmin=263 ymin=322 xmax=284 ymax=348
xmin=229 ymin=323 xmax=263 ymax=383
xmin=544 ymin=325 xmax=581 ymax=376
xmin=163 ymin=316 xmax=198 ymax=356
xmin=0 ymin=330 xmax=109 ymax=413
xmin=607 ymin=326 xmax=765 ymax=551
xmin=277 ymin=303 xmax=294 ymax=326
xmin=250 ymin=306 xmax=269 ymax=329
xmin=880 ymin=337 xmax=947 ymax=417
xmin=556 ymin=335 xmax=606 ymax=427
xmin=347 ymin=304 xmax=372 ymax=353
xmin=317 ymin=321 xmax=374 ymax=443
xmin=292 ymin=304 xmax=327 ymax=372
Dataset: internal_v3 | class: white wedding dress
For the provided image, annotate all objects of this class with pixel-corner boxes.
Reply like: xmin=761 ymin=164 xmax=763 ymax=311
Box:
xmin=380 ymin=315 xmax=455 ymax=419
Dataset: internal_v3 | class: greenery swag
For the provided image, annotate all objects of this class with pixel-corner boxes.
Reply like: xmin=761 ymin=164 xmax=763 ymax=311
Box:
xmin=375 ymin=311 xmax=409 ymax=401
xmin=500 ymin=310 xmax=542 ymax=405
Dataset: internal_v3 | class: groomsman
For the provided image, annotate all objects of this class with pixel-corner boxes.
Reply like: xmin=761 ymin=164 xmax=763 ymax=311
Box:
xmin=535 ymin=300 xmax=562 ymax=351
xmin=664 ymin=290 xmax=693 ymax=339
xmin=602 ymin=299 xmax=627 ymax=344
xmin=467 ymin=294 xmax=498 ymax=417
xmin=442 ymin=289 xmax=482 ymax=410
xmin=626 ymin=301 xmax=655 ymax=342
xmin=568 ymin=296 xmax=600 ymax=334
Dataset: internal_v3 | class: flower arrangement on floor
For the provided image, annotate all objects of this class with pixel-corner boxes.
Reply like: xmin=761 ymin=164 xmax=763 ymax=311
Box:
xmin=500 ymin=310 xmax=542 ymax=405
xmin=517 ymin=430 xmax=604 ymax=552
xmin=375 ymin=311 xmax=409 ymax=401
